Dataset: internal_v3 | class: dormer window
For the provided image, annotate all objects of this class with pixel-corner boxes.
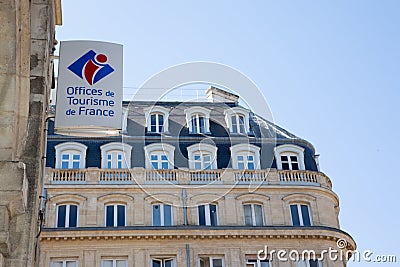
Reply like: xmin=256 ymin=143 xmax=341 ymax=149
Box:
xmin=224 ymin=107 xmax=250 ymax=134
xmin=185 ymin=107 xmax=211 ymax=134
xmin=150 ymin=113 xmax=164 ymax=133
xmin=280 ymin=153 xmax=299 ymax=170
xmin=230 ymin=144 xmax=261 ymax=170
xmin=274 ymin=144 xmax=305 ymax=171
xmin=55 ymin=142 xmax=87 ymax=169
xmin=231 ymin=114 xmax=245 ymax=133
xmin=144 ymin=106 xmax=170 ymax=133
xmin=144 ymin=143 xmax=175 ymax=169
xmin=191 ymin=114 xmax=206 ymax=133
xmin=187 ymin=143 xmax=218 ymax=170
xmin=100 ymin=143 xmax=132 ymax=169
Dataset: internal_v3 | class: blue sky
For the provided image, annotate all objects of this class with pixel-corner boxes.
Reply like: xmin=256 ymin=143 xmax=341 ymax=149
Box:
xmin=57 ymin=1 xmax=400 ymax=265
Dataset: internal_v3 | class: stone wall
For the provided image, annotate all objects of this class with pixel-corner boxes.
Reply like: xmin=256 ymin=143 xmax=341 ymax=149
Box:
xmin=0 ymin=0 xmax=61 ymax=266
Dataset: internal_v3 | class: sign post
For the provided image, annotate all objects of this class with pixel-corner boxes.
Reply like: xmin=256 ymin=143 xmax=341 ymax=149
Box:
xmin=55 ymin=40 xmax=123 ymax=136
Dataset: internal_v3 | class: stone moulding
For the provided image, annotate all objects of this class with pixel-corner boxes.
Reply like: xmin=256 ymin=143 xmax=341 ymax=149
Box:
xmin=40 ymin=226 xmax=356 ymax=251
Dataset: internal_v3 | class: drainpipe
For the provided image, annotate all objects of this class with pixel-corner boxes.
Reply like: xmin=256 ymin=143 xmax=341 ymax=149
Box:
xmin=186 ymin=244 xmax=190 ymax=267
xmin=182 ymin=188 xmax=187 ymax=225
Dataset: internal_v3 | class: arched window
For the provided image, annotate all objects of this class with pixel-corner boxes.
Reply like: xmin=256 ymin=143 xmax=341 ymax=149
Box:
xmin=230 ymin=144 xmax=261 ymax=170
xmin=144 ymin=143 xmax=175 ymax=169
xmin=187 ymin=143 xmax=218 ymax=170
xmin=100 ymin=142 xmax=132 ymax=169
xmin=144 ymin=106 xmax=170 ymax=133
xmin=224 ymin=107 xmax=250 ymax=134
xmin=185 ymin=106 xmax=211 ymax=134
xmin=55 ymin=142 xmax=87 ymax=169
xmin=274 ymin=144 xmax=305 ymax=170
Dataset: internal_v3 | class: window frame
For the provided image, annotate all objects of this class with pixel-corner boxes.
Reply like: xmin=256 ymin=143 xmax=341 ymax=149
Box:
xmin=187 ymin=143 xmax=218 ymax=170
xmin=185 ymin=106 xmax=211 ymax=134
xmin=152 ymin=203 xmax=173 ymax=226
xmin=56 ymin=203 xmax=79 ymax=228
xmin=297 ymin=259 xmax=323 ymax=267
xmin=100 ymin=142 xmax=132 ymax=169
xmin=290 ymin=203 xmax=312 ymax=226
xmin=100 ymin=259 xmax=128 ymax=267
xmin=50 ymin=260 xmax=78 ymax=267
xmin=144 ymin=143 xmax=175 ymax=169
xmin=274 ymin=144 xmax=305 ymax=170
xmin=230 ymin=144 xmax=261 ymax=170
xmin=150 ymin=113 xmax=165 ymax=133
xmin=243 ymin=203 xmax=264 ymax=226
xmin=224 ymin=106 xmax=250 ymax=134
xmin=144 ymin=106 xmax=170 ymax=133
xmin=151 ymin=257 xmax=176 ymax=267
xmin=197 ymin=203 xmax=218 ymax=226
xmin=246 ymin=258 xmax=270 ymax=267
xmin=55 ymin=142 xmax=87 ymax=169
xmin=104 ymin=203 xmax=127 ymax=227
xmin=199 ymin=256 xmax=224 ymax=267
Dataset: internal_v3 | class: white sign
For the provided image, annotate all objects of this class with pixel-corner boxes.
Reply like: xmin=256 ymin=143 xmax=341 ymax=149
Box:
xmin=55 ymin=40 xmax=123 ymax=136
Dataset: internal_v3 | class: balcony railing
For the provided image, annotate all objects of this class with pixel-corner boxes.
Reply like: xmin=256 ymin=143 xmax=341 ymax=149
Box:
xmin=45 ymin=168 xmax=332 ymax=189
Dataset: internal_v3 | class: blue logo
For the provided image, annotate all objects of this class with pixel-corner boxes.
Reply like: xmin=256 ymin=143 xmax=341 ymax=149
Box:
xmin=68 ymin=50 xmax=114 ymax=85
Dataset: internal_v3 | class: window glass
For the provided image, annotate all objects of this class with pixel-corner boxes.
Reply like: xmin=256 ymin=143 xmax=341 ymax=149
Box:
xmin=204 ymin=155 xmax=211 ymax=170
xmin=116 ymin=260 xmax=127 ymax=267
xmin=164 ymin=259 xmax=173 ymax=267
xmin=57 ymin=205 xmax=66 ymax=227
xmin=198 ymin=205 xmax=206 ymax=225
xmin=102 ymin=261 xmax=113 ymax=267
xmin=117 ymin=205 xmax=125 ymax=226
xmin=199 ymin=116 xmax=206 ymax=133
xmin=191 ymin=115 xmax=198 ymax=133
xmin=106 ymin=205 xmax=114 ymax=227
xmin=301 ymin=205 xmax=311 ymax=226
xmin=151 ymin=155 xmax=158 ymax=169
xmin=66 ymin=262 xmax=77 ymax=267
xmin=212 ymin=258 xmax=223 ymax=267
xmin=254 ymin=204 xmax=263 ymax=226
xmin=151 ymin=114 xmax=157 ymax=132
xmin=69 ymin=205 xmax=77 ymax=227
xmin=238 ymin=115 xmax=245 ymax=133
xmin=244 ymin=205 xmax=252 ymax=226
xmin=152 ymin=260 xmax=161 ymax=267
xmin=231 ymin=115 xmax=238 ymax=133
xmin=158 ymin=114 xmax=164 ymax=132
xmin=210 ymin=204 xmax=218 ymax=226
xmin=247 ymin=155 xmax=255 ymax=169
xmin=164 ymin=204 xmax=172 ymax=226
xmin=290 ymin=204 xmax=300 ymax=226
xmin=117 ymin=154 xmax=122 ymax=169
xmin=153 ymin=204 xmax=161 ymax=226
xmin=72 ymin=154 xmax=80 ymax=169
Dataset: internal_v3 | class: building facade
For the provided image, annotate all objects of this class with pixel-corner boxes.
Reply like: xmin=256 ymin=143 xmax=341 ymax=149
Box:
xmin=40 ymin=88 xmax=355 ymax=267
xmin=0 ymin=0 xmax=61 ymax=266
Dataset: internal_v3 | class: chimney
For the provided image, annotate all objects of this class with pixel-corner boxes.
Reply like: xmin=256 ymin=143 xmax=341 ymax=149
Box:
xmin=206 ymin=86 xmax=239 ymax=104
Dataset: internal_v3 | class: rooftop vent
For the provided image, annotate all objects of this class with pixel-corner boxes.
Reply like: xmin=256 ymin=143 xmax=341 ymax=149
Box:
xmin=206 ymin=86 xmax=239 ymax=104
